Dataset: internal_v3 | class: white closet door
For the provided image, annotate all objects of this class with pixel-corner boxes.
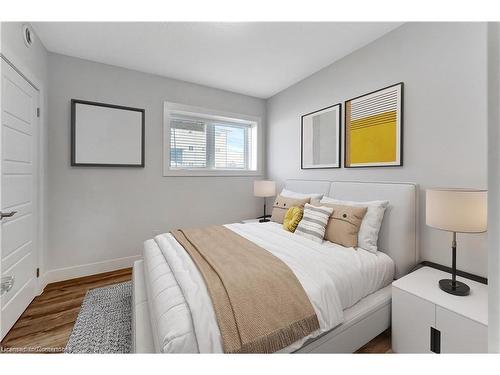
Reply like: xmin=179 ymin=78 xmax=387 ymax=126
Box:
xmin=392 ymin=287 xmax=435 ymax=353
xmin=436 ymin=306 xmax=487 ymax=353
xmin=1 ymin=59 xmax=39 ymax=341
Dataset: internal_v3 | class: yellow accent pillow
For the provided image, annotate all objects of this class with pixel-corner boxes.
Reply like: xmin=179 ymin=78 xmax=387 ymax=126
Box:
xmin=283 ymin=206 xmax=304 ymax=233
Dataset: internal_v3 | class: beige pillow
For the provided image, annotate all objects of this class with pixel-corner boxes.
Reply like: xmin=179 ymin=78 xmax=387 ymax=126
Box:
xmin=312 ymin=202 xmax=367 ymax=248
xmin=271 ymin=195 xmax=310 ymax=224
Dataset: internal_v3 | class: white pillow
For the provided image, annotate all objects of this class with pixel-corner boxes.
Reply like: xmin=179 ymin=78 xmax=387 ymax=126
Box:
xmin=295 ymin=203 xmax=333 ymax=243
xmin=320 ymin=197 xmax=389 ymax=253
xmin=280 ymin=189 xmax=323 ymax=200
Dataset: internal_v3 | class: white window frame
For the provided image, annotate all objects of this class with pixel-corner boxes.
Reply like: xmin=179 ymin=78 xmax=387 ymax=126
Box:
xmin=163 ymin=102 xmax=262 ymax=177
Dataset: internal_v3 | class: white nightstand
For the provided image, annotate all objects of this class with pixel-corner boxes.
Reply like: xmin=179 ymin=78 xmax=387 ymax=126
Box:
xmin=392 ymin=266 xmax=487 ymax=353
xmin=240 ymin=219 xmax=262 ymax=224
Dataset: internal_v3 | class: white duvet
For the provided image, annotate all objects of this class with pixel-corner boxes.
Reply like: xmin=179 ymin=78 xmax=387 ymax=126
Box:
xmin=142 ymin=222 xmax=394 ymax=353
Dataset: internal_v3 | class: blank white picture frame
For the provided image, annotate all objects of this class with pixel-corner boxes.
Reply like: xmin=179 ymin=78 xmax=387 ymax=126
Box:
xmin=71 ymin=99 xmax=145 ymax=167
xmin=301 ymin=103 xmax=341 ymax=169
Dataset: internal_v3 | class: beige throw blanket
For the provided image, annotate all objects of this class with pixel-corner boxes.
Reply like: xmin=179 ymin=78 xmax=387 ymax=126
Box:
xmin=171 ymin=226 xmax=319 ymax=353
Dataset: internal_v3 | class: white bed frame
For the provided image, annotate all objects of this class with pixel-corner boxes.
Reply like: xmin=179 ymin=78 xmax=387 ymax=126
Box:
xmin=132 ymin=179 xmax=417 ymax=353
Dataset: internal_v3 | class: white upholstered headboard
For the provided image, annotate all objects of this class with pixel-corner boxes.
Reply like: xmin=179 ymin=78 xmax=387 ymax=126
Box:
xmin=284 ymin=179 xmax=417 ymax=279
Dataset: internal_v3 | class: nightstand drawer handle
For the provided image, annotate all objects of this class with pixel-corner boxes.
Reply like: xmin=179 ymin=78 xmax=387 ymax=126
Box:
xmin=430 ymin=327 xmax=441 ymax=353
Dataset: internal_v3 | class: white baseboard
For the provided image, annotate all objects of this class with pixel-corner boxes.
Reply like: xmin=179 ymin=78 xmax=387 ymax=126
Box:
xmin=38 ymin=254 xmax=142 ymax=293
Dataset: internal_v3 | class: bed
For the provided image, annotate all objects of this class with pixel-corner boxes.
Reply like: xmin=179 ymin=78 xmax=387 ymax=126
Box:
xmin=132 ymin=180 xmax=417 ymax=353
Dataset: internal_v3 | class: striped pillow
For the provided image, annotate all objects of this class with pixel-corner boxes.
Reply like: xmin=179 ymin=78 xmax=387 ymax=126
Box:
xmin=295 ymin=203 xmax=333 ymax=243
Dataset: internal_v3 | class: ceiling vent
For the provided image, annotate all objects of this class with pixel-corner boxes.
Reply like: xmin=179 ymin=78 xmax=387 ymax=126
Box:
xmin=23 ymin=24 xmax=33 ymax=48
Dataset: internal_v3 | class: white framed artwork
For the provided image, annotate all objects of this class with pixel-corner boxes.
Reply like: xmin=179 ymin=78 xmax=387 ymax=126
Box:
xmin=301 ymin=103 xmax=341 ymax=169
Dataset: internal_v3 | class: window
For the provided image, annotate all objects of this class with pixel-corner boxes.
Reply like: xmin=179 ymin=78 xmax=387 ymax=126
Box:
xmin=170 ymin=118 xmax=207 ymax=168
xmin=164 ymin=103 xmax=261 ymax=176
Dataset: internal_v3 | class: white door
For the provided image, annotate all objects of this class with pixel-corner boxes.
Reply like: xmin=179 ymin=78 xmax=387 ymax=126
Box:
xmin=0 ymin=59 xmax=39 ymax=341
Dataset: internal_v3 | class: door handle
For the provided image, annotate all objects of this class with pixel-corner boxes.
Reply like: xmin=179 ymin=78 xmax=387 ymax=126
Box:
xmin=1 ymin=276 xmax=15 ymax=296
xmin=0 ymin=211 xmax=17 ymax=220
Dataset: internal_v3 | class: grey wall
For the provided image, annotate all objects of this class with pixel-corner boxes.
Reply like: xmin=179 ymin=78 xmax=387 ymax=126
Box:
xmin=1 ymin=22 xmax=49 ymax=277
xmin=1 ymin=23 xmax=48 ymax=85
xmin=266 ymin=23 xmax=488 ymax=276
xmin=47 ymin=53 xmax=266 ymax=272
xmin=487 ymin=22 xmax=499 ymax=352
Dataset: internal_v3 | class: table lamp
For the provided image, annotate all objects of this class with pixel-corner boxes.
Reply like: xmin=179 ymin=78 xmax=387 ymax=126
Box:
xmin=254 ymin=180 xmax=276 ymax=222
xmin=426 ymin=188 xmax=487 ymax=296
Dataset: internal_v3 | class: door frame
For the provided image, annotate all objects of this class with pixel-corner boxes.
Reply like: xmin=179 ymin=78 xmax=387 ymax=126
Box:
xmin=1 ymin=52 xmax=45 ymax=296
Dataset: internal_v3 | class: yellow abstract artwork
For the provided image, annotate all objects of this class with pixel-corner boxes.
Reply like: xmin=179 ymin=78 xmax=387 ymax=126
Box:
xmin=345 ymin=83 xmax=402 ymax=167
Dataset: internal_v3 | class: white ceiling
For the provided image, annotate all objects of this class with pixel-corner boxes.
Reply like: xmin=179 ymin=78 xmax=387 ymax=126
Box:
xmin=32 ymin=22 xmax=402 ymax=98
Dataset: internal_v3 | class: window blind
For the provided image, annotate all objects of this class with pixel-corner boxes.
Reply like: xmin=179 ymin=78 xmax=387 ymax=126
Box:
xmin=170 ymin=115 xmax=254 ymax=171
xmin=170 ymin=118 xmax=207 ymax=168
xmin=214 ymin=124 xmax=247 ymax=169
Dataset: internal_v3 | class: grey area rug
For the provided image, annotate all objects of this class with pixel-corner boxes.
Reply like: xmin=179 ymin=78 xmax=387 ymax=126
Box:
xmin=65 ymin=281 xmax=132 ymax=353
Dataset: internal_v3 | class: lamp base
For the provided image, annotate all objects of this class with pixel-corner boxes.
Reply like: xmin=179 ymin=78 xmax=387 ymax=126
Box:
xmin=439 ymin=279 xmax=470 ymax=296
xmin=259 ymin=218 xmax=270 ymax=223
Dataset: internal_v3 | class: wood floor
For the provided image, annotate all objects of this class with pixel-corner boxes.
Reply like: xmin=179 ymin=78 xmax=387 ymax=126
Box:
xmin=356 ymin=329 xmax=391 ymax=353
xmin=1 ymin=268 xmax=132 ymax=353
xmin=0 ymin=268 xmax=391 ymax=353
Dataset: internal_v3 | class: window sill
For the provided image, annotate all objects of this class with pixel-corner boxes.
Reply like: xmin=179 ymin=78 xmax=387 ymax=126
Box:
xmin=163 ymin=169 xmax=263 ymax=177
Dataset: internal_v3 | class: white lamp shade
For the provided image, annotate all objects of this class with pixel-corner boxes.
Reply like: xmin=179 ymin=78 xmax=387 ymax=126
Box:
xmin=254 ymin=180 xmax=276 ymax=198
xmin=426 ymin=188 xmax=487 ymax=233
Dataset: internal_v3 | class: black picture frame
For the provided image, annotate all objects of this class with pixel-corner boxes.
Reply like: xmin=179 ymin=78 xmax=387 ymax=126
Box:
xmin=301 ymin=102 xmax=342 ymax=169
xmin=71 ymin=99 xmax=145 ymax=167
xmin=344 ymin=82 xmax=404 ymax=168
